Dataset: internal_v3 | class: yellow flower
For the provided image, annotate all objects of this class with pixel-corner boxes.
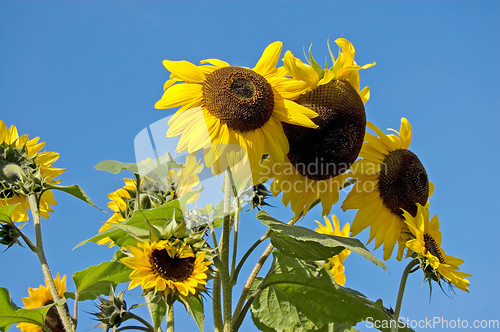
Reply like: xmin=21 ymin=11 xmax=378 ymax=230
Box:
xmin=121 ymin=239 xmax=212 ymax=298
xmin=97 ymin=155 xmax=203 ymax=247
xmin=403 ymin=204 xmax=471 ymax=292
xmin=283 ymin=38 xmax=375 ymax=104
xmin=253 ymin=39 xmax=373 ymax=218
xmin=315 ymin=215 xmax=351 ymax=286
xmin=341 ymin=118 xmax=434 ymax=260
xmin=17 ymin=273 xmax=68 ymax=332
xmin=155 ymin=41 xmax=319 ymax=175
xmin=0 ymin=120 xmax=65 ymax=221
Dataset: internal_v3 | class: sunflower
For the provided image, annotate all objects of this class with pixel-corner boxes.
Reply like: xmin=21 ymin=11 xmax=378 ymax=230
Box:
xmin=155 ymin=41 xmax=319 ymax=176
xmin=403 ymin=204 xmax=471 ymax=292
xmin=121 ymin=239 xmax=212 ymax=299
xmin=97 ymin=155 xmax=203 ymax=247
xmin=252 ymin=39 xmax=373 ymax=218
xmin=17 ymin=273 xmax=69 ymax=332
xmin=0 ymin=120 xmax=65 ymax=222
xmin=315 ymin=215 xmax=351 ymax=286
xmin=341 ymin=118 xmax=434 ymax=261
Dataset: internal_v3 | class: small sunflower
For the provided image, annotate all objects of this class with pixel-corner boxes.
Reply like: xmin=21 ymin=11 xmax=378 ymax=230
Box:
xmin=341 ymin=118 xmax=434 ymax=260
xmin=403 ymin=204 xmax=471 ymax=292
xmin=315 ymin=215 xmax=351 ymax=286
xmin=0 ymin=120 xmax=65 ymax=221
xmin=121 ymin=239 xmax=212 ymax=299
xmin=155 ymin=41 xmax=319 ymax=175
xmin=17 ymin=273 xmax=69 ymax=332
xmin=97 ymin=155 xmax=203 ymax=247
xmin=253 ymin=39 xmax=373 ymax=218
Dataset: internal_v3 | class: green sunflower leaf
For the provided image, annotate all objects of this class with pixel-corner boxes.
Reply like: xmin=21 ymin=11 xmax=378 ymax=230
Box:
xmin=0 ymin=204 xmax=18 ymax=224
xmin=251 ymin=252 xmax=414 ymax=332
xmin=0 ymin=287 xmax=52 ymax=332
xmin=44 ymin=184 xmax=100 ymax=210
xmin=72 ymin=260 xmax=132 ymax=302
xmin=186 ymin=296 xmax=205 ymax=332
xmin=317 ymin=323 xmax=361 ymax=332
xmin=74 ymin=200 xmax=184 ymax=249
xmin=257 ymin=211 xmax=387 ymax=272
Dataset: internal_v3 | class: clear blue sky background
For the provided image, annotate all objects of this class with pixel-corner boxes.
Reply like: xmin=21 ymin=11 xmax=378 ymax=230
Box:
xmin=1 ymin=1 xmax=499 ymax=331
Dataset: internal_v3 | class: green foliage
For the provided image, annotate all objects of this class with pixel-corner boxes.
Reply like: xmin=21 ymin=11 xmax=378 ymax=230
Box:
xmin=186 ymin=296 xmax=205 ymax=332
xmin=72 ymin=260 xmax=132 ymax=302
xmin=45 ymin=184 xmax=100 ymax=210
xmin=75 ymin=200 xmax=185 ymax=249
xmin=0 ymin=287 xmax=52 ymax=332
xmin=149 ymin=295 xmax=166 ymax=331
xmin=0 ymin=204 xmax=18 ymax=224
xmin=257 ymin=211 xmax=387 ymax=271
xmin=251 ymin=252 xmax=414 ymax=332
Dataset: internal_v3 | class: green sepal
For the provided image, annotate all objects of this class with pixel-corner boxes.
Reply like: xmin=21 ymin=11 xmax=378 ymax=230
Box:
xmin=251 ymin=252 xmax=414 ymax=332
xmin=327 ymin=37 xmax=337 ymax=68
xmin=257 ymin=211 xmax=387 ymax=271
xmin=44 ymin=184 xmax=100 ymax=210
xmin=308 ymin=42 xmax=325 ymax=80
xmin=0 ymin=287 xmax=52 ymax=332
xmin=72 ymin=259 xmax=132 ymax=302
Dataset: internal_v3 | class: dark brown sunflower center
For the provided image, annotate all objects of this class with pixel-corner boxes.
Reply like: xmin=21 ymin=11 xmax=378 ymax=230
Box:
xmin=378 ymin=149 xmax=429 ymax=217
xmin=43 ymin=300 xmax=70 ymax=332
xmin=150 ymin=248 xmax=195 ymax=282
xmin=202 ymin=66 xmax=274 ymax=132
xmin=283 ymin=79 xmax=366 ymax=181
xmin=424 ymin=233 xmax=444 ymax=263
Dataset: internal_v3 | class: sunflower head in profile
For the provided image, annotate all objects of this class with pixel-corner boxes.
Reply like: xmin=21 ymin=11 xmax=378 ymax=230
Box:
xmin=341 ymin=118 xmax=434 ymax=261
xmin=17 ymin=273 xmax=69 ymax=332
xmin=155 ymin=41 xmax=319 ymax=176
xmin=121 ymin=239 xmax=212 ymax=301
xmin=0 ymin=120 xmax=65 ymax=222
xmin=97 ymin=155 xmax=203 ymax=247
xmin=253 ymin=39 xmax=374 ymax=218
xmin=315 ymin=215 xmax=351 ymax=286
xmin=403 ymin=204 xmax=471 ymax=292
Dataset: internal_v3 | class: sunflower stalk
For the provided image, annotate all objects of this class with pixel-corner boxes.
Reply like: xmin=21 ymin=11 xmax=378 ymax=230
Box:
xmin=392 ymin=259 xmax=419 ymax=332
xmin=220 ymin=169 xmax=233 ymax=332
xmin=166 ymin=299 xmax=174 ymax=332
xmin=28 ymin=193 xmax=75 ymax=332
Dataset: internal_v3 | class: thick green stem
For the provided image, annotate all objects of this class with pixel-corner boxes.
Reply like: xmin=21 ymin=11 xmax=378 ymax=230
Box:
xmin=392 ymin=259 xmax=419 ymax=332
xmin=128 ymin=312 xmax=155 ymax=332
xmin=28 ymin=193 xmax=75 ymax=332
xmin=220 ymin=170 xmax=233 ymax=332
xmin=166 ymin=300 xmax=174 ymax=332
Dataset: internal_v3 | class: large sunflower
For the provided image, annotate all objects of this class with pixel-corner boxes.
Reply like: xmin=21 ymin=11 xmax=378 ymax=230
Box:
xmin=155 ymin=41 xmax=319 ymax=175
xmin=252 ymin=39 xmax=374 ymax=218
xmin=315 ymin=215 xmax=351 ymax=286
xmin=97 ymin=155 xmax=203 ymax=246
xmin=17 ymin=273 xmax=68 ymax=332
xmin=0 ymin=120 xmax=65 ymax=221
xmin=341 ymin=118 xmax=434 ymax=260
xmin=403 ymin=204 xmax=471 ymax=292
xmin=121 ymin=239 xmax=212 ymax=299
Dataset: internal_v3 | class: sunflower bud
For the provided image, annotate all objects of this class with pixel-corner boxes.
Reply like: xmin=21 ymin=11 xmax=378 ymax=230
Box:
xmin=93 ymin=288 xmax=128 ymax=332
xmin=248 ymin=183 xmax=272 ymax=210
xmin=0 ymin=223 xmax=21 ymax=249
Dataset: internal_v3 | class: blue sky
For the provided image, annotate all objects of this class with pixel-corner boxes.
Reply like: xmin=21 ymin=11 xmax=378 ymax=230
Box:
xmin=1 ymin=1 xmax=499 ymax=331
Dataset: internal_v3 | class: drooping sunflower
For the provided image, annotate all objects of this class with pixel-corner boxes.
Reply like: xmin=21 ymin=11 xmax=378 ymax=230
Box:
xmin=315 ymin=215 xmax=351 ymax=286
xmin=121 ymin=239 xmax=212 ymax=299
xmin=253 ymin=39 xmax=374 ymax=218
xmin=17 ymin=273 xmax=69 ymax=332
xmin=0 ymin=120 xmax=65 ymax=222
xmin=403 ymin=204 xmax=471 ymax=292
xmin=341 ymin=118 xmax=434 ymax=261
xmin=155 ymin=41 xmax=319 ymax=176
xmin=97 ymin=155 xmax=203 ymax=246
